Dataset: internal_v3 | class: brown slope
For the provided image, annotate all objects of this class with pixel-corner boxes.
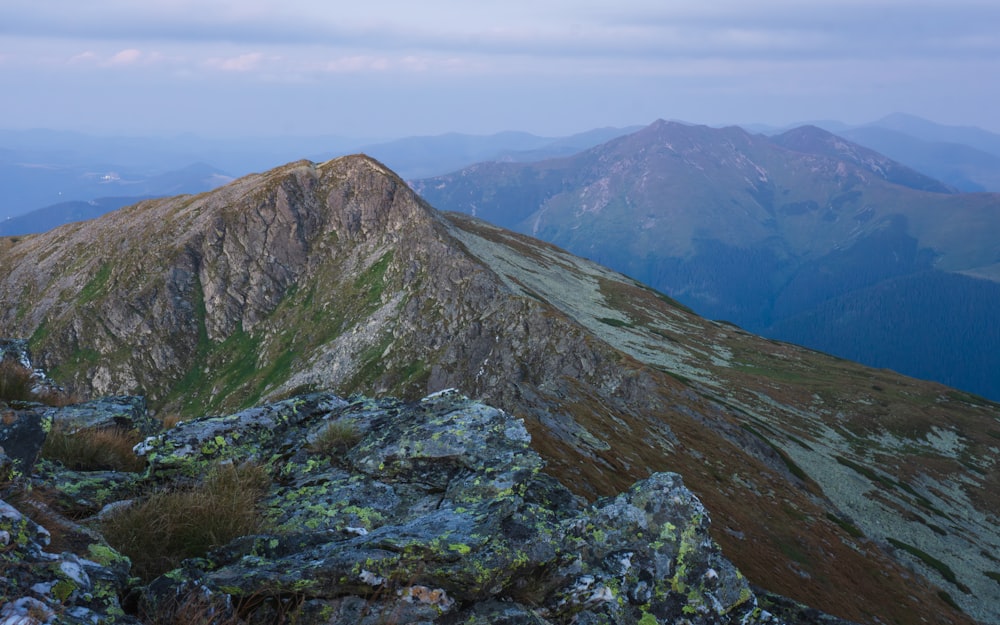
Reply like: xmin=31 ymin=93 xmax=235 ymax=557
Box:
xmin=0 ymin=155 xmax=996 ymax=624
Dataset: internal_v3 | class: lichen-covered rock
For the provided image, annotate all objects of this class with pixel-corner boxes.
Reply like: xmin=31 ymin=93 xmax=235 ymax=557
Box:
xmin=46 ymin=395 xmax=158 ymax=437
xmin=3 ymin=389 xmax=852 ymax=624
xmin=0 ymin=405 xmax=47 ymax=481
xmin=0 ymin=498 xmax=135 ymax=625
xmin=129 ymin=391 xmax=779 ymax=625
xmin=133 ymin=392 xmax=348 ymax=478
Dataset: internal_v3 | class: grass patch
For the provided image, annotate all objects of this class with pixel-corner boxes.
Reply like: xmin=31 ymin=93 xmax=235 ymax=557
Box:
xmin=945 ymin=389 xmax=999 ymax=409
xmin=101 ymin=462 xmax=271 ymax=581
xmin=658 ymin=368 xmax=692 ymax=386
xmin=631 ymin=280 xmax=696 ymax=314
xmin=0 ymin=359 xmax=35 ymax=403
xmin=732 ymin=363 xmax=807 ymax=384
xmin=597 ymin=317 xmax=633 ymax=328
xmin=353 ymin=251 xmax=393 ymax=307
xmin=825 ymin=513 xmax=865 ymax=538
xmin=741 ymin=424 xmax=811 ymax=482
xmin=41 ymin=423 xmax=146 ymax=472
xmin=347 ymin=334 xmax=394 ymax=390
xmin=985 ymin=571 xmax=1000 ymax=585
xmin=835 ymin=455 xmax=898 ymax=489
xmin=937 ymin=590 xmax=963 ymax=612
xmin=78 ymin=263 xmax=112 ymax=305
xmin=308 ymin=420 xmax=362 ymax=457
xmin=887 ymin=537 xmax=969 ymax=593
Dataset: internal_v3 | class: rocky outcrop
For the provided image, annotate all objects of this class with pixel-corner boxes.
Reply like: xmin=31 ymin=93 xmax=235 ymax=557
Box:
xmin=0 ymin=390 xmax=856 ymax=625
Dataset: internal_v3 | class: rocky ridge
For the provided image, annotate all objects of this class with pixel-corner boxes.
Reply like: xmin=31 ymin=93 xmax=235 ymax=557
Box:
xmin=1 ymin=376 xmax=855 ymax=624
xmin=0 ymin=155 xmax=997 ymax=623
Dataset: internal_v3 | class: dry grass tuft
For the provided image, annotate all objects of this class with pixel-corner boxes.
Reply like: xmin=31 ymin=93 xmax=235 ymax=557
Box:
xmin=0 ymin=359 xmax=35 ymax=403
xmin=141 ymin=590 xmax=244 ymax=625
xmin=0 ymin=358 xmax=84 ymax=407
xmin=101 ymin=462 xmax=271 ymax=581
xmin=308 ymin=420 xmax=362 ymax=456
xmin=157 ymin=413 xmax=185 ymax=430
xmin=41 ymin=423 xmax=146 ymax=473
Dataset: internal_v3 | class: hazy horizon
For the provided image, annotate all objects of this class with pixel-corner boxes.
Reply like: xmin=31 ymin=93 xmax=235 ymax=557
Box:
xmin=3 ymin=1 xmax=1000 ymax=138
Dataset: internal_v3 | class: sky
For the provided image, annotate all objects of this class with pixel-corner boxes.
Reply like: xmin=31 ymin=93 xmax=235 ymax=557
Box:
xmin=2 ymin=0 xmax=1000 ymax=139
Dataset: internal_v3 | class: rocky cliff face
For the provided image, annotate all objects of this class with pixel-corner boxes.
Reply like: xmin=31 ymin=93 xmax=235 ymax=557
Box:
xmin=1 ymin=156 xmax=997 ymax=624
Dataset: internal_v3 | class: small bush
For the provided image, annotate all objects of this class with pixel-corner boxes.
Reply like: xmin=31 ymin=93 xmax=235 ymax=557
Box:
xmin=101 ymin=462 xmax=271 ymax=581
xmin=157 ymin=413 xmax=185 ymax=430
xmin=33 ymin=386 xmax=85 ymax=408
xmin=308 ymin=420 xmax=362 ymax=456
xmin=41 ymin=423 xmax=146 ymax=473
xmin=0 ymin=359 xmax=34 ymax=403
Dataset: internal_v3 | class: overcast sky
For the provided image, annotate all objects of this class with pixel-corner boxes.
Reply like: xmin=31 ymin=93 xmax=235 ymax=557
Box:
xmin=2 ymin=0 xmax=1000 ymax=138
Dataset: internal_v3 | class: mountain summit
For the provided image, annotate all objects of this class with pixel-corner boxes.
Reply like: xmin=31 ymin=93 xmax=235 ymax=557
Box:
xmin=1 ymin=155 xmax=998 ymax=623
xmin=413 ymin=121 xmax=1000 ymax=400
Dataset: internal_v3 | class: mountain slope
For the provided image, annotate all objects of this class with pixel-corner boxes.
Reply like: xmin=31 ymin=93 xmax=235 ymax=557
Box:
xmin=412 ymin=121 xmax=1000 ymax=400
xmin=1 ymin=155 xmax=998 ymax=624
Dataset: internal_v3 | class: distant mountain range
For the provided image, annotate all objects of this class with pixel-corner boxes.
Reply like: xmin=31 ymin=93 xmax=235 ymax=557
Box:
xmin=414 ymin=120 xmax=1000 ymax=401
xmin=0 ymin=126 xmax=638 ymax=229
xmin=4 ymin=112 xmax=998 ymax=229
xmin=2 ymin=155 xmax=998 ymax=623
xmin=815 ymin=114 xmax=1000 ymax=192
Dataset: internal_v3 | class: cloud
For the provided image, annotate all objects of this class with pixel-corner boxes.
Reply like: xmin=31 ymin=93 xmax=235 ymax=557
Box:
xmin=323 ymin=56 xmax=390 ymax=73
xmin=107 ymin=48 xmax=142 ymax=65
xmin=69 ymin=51 xmax=101 ymax=64
xmin=3 ymin=0 xmax=999 ymax=67
xmin=205 ymin=52 xmax=267 ymax=72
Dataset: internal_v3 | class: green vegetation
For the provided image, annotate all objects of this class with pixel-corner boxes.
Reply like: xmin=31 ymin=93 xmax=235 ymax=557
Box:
xmin=985 ymin=571 xmax=1000 ymax=585
xmin=597 ymin=316 xmax=633 ymax=328
xmin=347 ymin=334 xmax=394 ymax=390
xmin=733 ymin=363 xmax=807 ymax=384
xmin=354 ymin=251 xmax=393 ymax=307
xmin=49 ymin=347 xmax=101 ymax=383
xmin=741 ymin=424 xmax=811 ymax=482
xmin=825 ymin=513 xmax=864 ymax=538
xmin=835 ymin=455 xmax=899 ymax=490
xmin=101 ymin=462 xmax=270 ymax=581
xmin=633 ymin=280 xmax=696 ymax=314
xmin=78 ymin=263 xmax=113 ymax=305
xmin=886 ymin=537 xmax=969 ymax=593
xmin=937 ymin=591 xmax=963 ymax=612
xmin=834 ymin=455 xmax=950 ymax=519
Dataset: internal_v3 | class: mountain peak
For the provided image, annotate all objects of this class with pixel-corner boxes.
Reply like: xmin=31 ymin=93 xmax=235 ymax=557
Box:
xmin=771 ymin=125 xmax=955 ymax=192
